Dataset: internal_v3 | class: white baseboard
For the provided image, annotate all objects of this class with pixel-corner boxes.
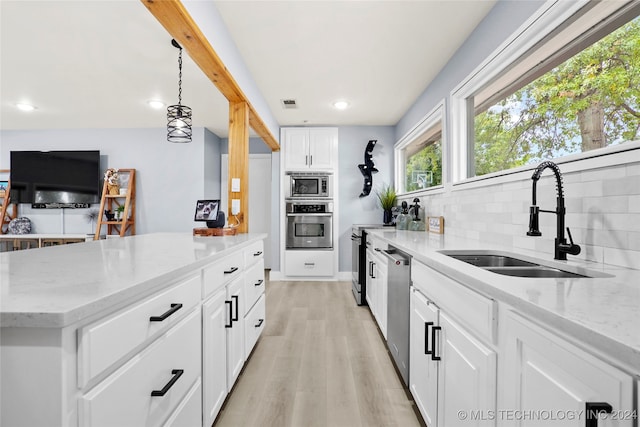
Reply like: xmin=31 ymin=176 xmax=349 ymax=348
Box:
xmin=268 ymin=270 xmax=352 ymax=282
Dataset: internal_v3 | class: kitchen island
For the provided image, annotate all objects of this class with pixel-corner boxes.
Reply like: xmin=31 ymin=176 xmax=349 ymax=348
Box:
xmin=1 ymin=232 xmax=267 ymax=427
xmin=367 ymin=229 xmax=639 ymax=427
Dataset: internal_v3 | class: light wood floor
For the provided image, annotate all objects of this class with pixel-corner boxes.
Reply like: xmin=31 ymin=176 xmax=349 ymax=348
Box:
xmin=213 ymin=279 xmax=425 ymax=427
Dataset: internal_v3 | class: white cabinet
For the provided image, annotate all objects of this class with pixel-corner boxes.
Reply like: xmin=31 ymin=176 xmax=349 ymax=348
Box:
xmin=79 ymin=308 xmax=201 ymax=427
xmin=202 ymin=287 xmax=228 ymax=427
xmin=501 ymin=311 xmax=634 ymax=427
xmin=409 ymin=260 xmax=497 ymax=427
xmin=225 ymin=275 xmax=245 ymax=391
xmin=285 ymin=249 xmax=334 ymax=277
xmin=410 ymin=288 xmax=439 ymax=427
xmin=282 ymin=127 xmax=337 ymax=171
xmin=366 ymin=237 xmax=388 ymax=338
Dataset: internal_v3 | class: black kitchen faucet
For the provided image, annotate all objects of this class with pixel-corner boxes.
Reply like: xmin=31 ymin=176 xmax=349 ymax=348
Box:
xmin=527 ymin=160 xmax=581 ymax=260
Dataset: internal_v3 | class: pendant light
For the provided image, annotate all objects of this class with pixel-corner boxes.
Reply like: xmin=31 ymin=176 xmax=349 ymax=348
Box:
xmin=167 ymin=39 xmax=192 ymax=143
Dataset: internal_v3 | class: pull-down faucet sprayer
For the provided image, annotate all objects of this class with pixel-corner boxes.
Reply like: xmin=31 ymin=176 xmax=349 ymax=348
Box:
xmin=527 ymin=161 xmax=581 ymax=261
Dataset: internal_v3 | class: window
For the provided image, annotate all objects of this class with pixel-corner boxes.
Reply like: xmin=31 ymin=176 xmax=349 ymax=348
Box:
xmin=395 ymin=103 xmax=444 ymax=194
xmin=452 ymin=1 xmax=640 ymax=180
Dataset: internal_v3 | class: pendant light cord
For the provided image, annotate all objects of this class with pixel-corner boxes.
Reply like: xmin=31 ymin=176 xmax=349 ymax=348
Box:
xmin=177 ymin=46 xmax=183 ymax=107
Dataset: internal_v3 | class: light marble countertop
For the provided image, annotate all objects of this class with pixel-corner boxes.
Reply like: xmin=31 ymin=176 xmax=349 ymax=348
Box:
xmin=0 ymin=232 xmax=266 ymax=328
xmin=367 ymin=229 xmax=640 ymax=374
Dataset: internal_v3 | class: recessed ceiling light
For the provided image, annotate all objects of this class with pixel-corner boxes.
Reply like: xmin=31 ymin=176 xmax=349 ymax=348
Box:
xmin=333 ymin=100 xmax=349 ymax=110
xmin=16 ymin=103 xmax=36 ymax=112
xmin=147 ymin=100 xmax=166 ymax=109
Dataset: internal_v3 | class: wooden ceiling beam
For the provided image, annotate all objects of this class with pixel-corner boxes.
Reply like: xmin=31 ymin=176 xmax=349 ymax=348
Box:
xmin=141 ymin=0 xmax=280 ymax=151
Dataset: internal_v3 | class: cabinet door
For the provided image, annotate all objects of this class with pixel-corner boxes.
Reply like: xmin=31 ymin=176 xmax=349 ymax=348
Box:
xmin=226 ymin=276 xmax=245 ymax=391
xmin=308 ymin=128 xmax=336 ymax=169
xmin=283 ymin=128 xmax=310 ymax=170
xmin=410 ymin=288 xmax=439 ymax=427
xmin=438 ymin=311 xmax=497 ymax=427
xmin=366 ymin=251 xmax=377 ymax=316
xmin=501 ymin=312 xmax=633 ymax=427
xmin=203 ymin=288 xmax=227 ymax=427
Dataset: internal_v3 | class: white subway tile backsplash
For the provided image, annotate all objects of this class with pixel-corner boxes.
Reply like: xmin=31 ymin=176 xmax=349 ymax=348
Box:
xmin=603 ymin=176 xmax=640 ymax=196
xmin=581 ymin=196 xmax=628 ymax=214
xmin=581 ymin=166 xmax=626 ymax=182
xmin=603 ymin=247 xmax=640 ymax=270
xmin=418 ymin=160 xmax=639 ymax=268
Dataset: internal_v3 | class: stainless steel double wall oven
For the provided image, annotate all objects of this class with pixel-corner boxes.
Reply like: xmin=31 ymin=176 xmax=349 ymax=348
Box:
xmin=285 ymin=172 xmax=333 ymax=250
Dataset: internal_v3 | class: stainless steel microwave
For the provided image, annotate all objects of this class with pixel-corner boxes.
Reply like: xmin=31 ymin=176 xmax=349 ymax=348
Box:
xmin=285 ymin=172 xmax=332 ymax=198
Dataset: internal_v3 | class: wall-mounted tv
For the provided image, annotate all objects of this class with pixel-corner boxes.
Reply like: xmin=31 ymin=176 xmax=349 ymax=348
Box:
xmin=10 ymin=150 xmax=101 ymax=208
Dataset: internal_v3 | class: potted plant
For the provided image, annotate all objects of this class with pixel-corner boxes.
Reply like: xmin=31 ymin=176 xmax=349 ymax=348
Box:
xmin=376 ymin=184 xmax=397 ymax=225
xmin=115 ymin=205 xmax=125 ymax=221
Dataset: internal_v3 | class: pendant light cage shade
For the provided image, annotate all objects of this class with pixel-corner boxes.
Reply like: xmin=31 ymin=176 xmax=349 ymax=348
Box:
xmin=167 ymin=39 xmax=192 ymax=143
xmin=167 ymin=105 xmax=192 ymax=143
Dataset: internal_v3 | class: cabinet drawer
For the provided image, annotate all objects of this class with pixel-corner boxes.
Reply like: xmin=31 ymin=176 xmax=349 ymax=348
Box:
xmin=202 ymin=252 xmax=243 ymax=298
xmin=78 ymin=274 xmax=200 ymax=387
xmin=244 ymin=258 xmax=265 ymax=313
xmin=244 ymin=294 xmax=265 ymax=357
xmin=162 ymin=378 xmax=202 ymax=427
xmin=80 ymin=308 xmax=201 ymax=427
xmin=244 ymin=240 xmax=264 ymax=268
xmin=285 ymin=250 xmax=334 ymax=276
xmin=412 ymin=261 xmax=496 ymax=342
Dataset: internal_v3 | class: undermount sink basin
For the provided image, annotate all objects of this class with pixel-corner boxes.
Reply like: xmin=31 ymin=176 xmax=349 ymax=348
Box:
xmin=438 ymin=250 xmax=609 ymax=279
xmin=484 ymin=266 xmax=586 ymax=278
xmin=444 ymin=254 xmax=538 ymax=268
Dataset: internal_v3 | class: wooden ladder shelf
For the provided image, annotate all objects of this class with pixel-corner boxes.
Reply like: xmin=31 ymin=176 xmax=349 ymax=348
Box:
xmin=94 ymin=168 xmax=136 ymax=240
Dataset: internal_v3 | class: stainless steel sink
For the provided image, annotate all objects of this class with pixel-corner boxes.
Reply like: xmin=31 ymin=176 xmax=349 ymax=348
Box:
xmin=444 ymin=254 xmax=538 ymax=268
xmin=484 ymin=266 xmax=586 ymax=278
xmin=438 ymin=250 xmax=611 ymax=279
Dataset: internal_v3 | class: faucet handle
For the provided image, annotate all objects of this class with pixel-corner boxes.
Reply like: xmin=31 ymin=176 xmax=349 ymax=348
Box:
xmin=563 ymin=227 xmax=581 ymax=256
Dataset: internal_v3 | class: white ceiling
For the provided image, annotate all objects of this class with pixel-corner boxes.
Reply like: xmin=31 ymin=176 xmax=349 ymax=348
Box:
xmin=1 ymin=0 xmax=496 ymax=138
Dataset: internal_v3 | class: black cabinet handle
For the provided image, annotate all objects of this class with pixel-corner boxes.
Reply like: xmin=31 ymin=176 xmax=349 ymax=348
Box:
xmin=369 ymin=261 xmax=373 ymax=277
xmin=225 ymin=300 xmax=233 ymax=328
xmin=372 ymin=262 xmax=376 ymax=279
xmin=151 ymin=369 xmax=184 ymax=397
xmin=431 ymin=326 xmax=441 ymax=361
xmin=255 ymin=318 xmax=264 ymax=328
xmin=253 ymin=251 xmax=262 ymax=256
xmin=424 ymin=321 xmax=433 ymax=355
xmin=585 ymin=402 xmax=613 ymax=427
xmin=254 ymin=279 xmax=264 ymax=287
xmin=232 ymin=295 xmax=239 ymax=322
xmin=224 ymin=266 xmax=239 ymax=275
xmin=149 ymin=303 xmax=183 ymax=322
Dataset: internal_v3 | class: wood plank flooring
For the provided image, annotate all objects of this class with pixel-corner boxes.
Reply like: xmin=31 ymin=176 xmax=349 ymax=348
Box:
xmin=214 ymin=279 xmax=425 ymax=427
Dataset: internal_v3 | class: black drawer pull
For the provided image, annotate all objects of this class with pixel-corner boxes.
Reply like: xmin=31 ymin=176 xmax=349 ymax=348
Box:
xmin=224 ymin=266 xmax=239 ymax=275
xmin=225 ymin=300 xmax=233 ymax=328
xmin=149 ymin=303 xmax=183 ymax=322
xmin=424 ymin=321 xmax=433 ymax=355
xmin=255 ymin=318 xmax=264 ymax=328
xmin=151 ymin=369 xmax=184 ymax=397
xmin=232 ymin=295 xmax=239 ymax=322
xmin=431 ymin=326 xmax=441 ymax=361
xmin=254 ymin=279 xmax=264 ymax=287
xmin=253 ymin=251 xmax=262 ymax=256
xmin=585 ymin=402 xmax=612 ymax=427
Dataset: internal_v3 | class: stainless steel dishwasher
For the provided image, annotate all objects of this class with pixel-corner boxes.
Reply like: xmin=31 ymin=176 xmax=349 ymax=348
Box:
xmin=382 ymin=246 xmax=411 ymax=386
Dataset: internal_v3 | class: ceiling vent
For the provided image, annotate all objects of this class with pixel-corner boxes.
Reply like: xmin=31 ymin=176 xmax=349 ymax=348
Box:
xmin=281 ymin=99 xmax=298 ymax=109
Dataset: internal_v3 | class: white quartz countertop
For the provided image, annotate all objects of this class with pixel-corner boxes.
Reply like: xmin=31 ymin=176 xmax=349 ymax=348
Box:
xmin=367 ymin=229 xmax=640 ymax=374
xmin=0 ymin=232 xmax=266 ymax=328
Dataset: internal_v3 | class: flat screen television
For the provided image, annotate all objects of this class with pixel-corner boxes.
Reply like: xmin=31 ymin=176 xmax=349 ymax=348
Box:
xmin=10 ymin=150 xmax=101 ymax=207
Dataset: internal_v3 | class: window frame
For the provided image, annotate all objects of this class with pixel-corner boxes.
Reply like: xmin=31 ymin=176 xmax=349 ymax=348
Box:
xmin=450 ymin=0 xmax=640 ymax=184
xmin=394 ymin=100 xmax=446 ymax=196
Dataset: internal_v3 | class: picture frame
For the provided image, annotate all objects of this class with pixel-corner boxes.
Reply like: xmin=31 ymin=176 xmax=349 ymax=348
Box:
xmin=0 ymin=181 xmax=8 ymax=198
xmin=428 ymin=216 xmax=444 ymax=234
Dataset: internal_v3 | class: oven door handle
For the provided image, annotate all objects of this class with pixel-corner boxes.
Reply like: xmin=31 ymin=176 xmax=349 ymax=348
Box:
xmin=286 ymin=213 xmax=333 ymax=217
